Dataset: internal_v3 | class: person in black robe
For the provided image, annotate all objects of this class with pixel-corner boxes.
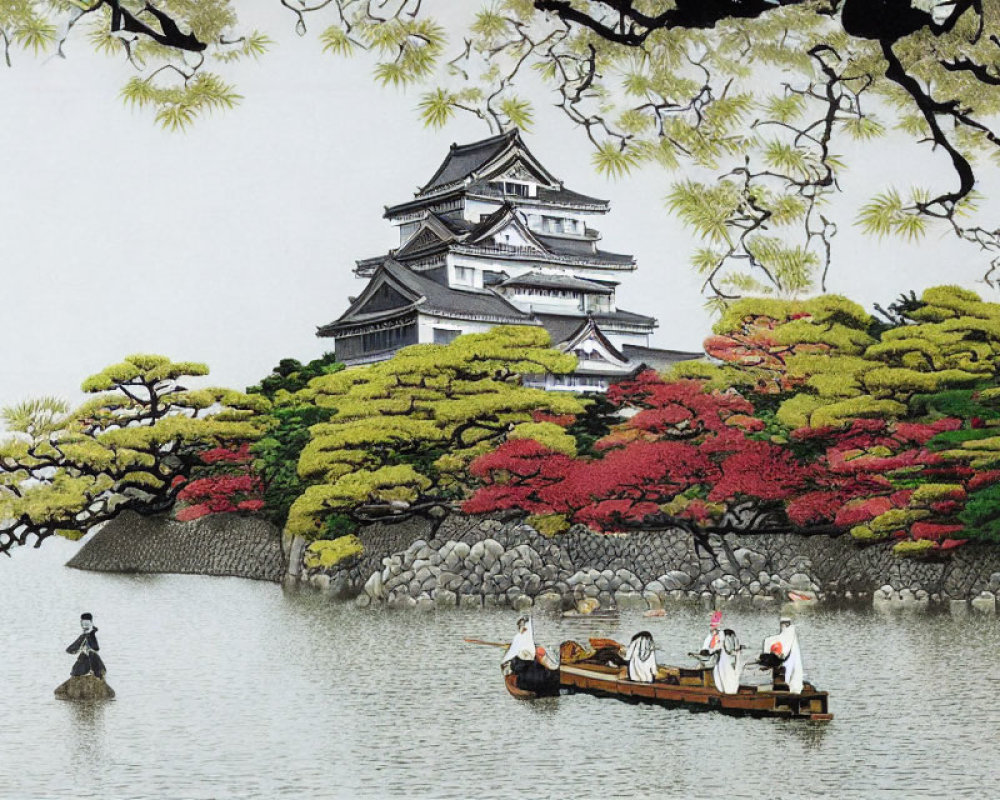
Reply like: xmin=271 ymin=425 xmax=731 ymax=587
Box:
xmin=509 ymin=647 xmax=560 ymax=695
xmin=66 ymin=613 xmax=107 ymax=679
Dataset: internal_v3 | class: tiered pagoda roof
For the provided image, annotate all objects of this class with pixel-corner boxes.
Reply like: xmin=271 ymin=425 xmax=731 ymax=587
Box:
xmin=384 ymin=129 xmax=610 ymax=219
xmin=317 ymin=259 xmax=533 ymax=338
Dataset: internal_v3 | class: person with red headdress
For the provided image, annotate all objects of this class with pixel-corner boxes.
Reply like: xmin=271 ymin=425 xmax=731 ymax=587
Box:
xmin=699 ymin=611 xmax=742 ymax=694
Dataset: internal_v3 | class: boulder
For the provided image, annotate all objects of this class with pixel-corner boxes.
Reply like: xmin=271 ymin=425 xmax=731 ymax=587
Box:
xmin=54 ymin=675 xmax=115 ymax=701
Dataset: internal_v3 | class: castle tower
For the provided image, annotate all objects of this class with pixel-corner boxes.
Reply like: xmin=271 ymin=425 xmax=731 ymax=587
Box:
xmin=317 ymin=129 xmax=699 ymax=391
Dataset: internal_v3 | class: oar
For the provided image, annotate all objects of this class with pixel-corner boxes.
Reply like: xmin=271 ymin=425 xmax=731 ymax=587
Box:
xmin=463 ymin=637 xmax=509 ymax=648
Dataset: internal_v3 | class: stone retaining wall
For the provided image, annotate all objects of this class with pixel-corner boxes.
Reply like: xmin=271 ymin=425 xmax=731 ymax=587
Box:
xmin=297 ymin=514 xmax=1000 ymax=612
xmin=67 ymin=511 xmax=285 ymax=583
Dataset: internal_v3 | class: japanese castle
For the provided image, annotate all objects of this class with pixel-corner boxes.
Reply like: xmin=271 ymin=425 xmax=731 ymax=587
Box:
xmin=318 ymin=129 xmax=700 ymax=391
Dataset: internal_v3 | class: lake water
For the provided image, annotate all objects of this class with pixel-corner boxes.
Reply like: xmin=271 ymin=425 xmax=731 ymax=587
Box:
xmin=3 ymin=537 xmax=999 ymax=799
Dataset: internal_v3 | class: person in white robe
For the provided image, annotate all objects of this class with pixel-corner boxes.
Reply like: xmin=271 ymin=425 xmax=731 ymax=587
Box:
xmin=625 ymin=631 xmax=657 ymax=682
xmin=700 ymin=611 xmax=741 ymax=694
xmin=762 ymin=617 xmax=804 ymax=694
xmin=502 ymin=616 xmax=535 ymax=666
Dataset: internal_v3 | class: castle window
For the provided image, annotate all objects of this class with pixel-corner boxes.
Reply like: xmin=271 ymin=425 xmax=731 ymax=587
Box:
xmin=433 ymin=327 xmax=462 ymax=345
xmin=454 ymin=266 xmax=475 ymax=285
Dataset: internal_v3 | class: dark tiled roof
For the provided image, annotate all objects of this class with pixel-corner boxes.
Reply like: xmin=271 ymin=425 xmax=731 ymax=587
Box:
xmin=483 ymin=269 xmax=509 ymax=286
xmin=431 ymin=211 xmax=474 ymax=235
xmin=535 ymin=185 xmax=609 ymax=209
xmin=536 ymin=234 xmax=634 ymax=265
xmin=535 ymin=234 xmax=595 ymax=256
xmin=420 ymin=130 xmax=519 ymax=193
xmin=534 ymin=314 xmax=595 ymax=345
xmin=498 ymin=271 xmax=614 ymax=294
xmin=465 ymin=202 xmax=517 ymax=241
xmin=534 ymin=308 xmax=656 ymax=335
xmin=621 ymin=344 xmax=704 ymax=370
xmin=593 ymin=308 xmax=657 ymax=326
xmin=320 ymin=260 xmax=535 ymax=337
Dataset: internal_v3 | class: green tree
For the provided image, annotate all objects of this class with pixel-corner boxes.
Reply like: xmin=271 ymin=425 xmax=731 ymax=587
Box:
xmin=0 ymin=354 xmax=269 ymax=555
xmin=284 ymin=326 xmax=584 ymax=539
xmin=247 ymin=352 xmax=344 ymax=529
xmin=5 ymin=2 xmax=998 ymax=299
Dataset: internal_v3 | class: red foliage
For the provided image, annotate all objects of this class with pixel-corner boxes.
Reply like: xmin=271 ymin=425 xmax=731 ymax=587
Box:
xmin=835 ymin=497 xmax=892 ymax=527
xmin=173 ymin=444 xmax=264 ymax=521
xmin=530 ymin=411 xmax=576 ymax=427
xmin=468 ymin=373 xmax=809 ymax=533
xmin=199 ymin=443 xmax=253 ymax=464
xmin=969 ymin=470 xmax=1000 ymax=492
xmin=702 ymin=314 xmax=829 ymax=394
xmin=468 ymin=373 xmax=984 ymax=549
xmin=911 ymin=522 xmax=965 ymax=540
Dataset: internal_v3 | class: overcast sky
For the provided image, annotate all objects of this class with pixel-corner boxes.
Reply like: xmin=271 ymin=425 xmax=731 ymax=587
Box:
xmin=1 ymin=2 xmax=998 ymax=414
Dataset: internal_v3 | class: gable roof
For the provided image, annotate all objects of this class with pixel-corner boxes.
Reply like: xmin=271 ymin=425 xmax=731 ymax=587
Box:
xmin=418 ymin=129 xmax=563 ymax=195
xmin=498 ymin=271 xmax=614 ymax=295
xmin=561 ymin=318 xmax=630 ymax=363
xmin=465 ymin=203 xmax=548 ymax=251
xmin=395 ymin=213 xmax=461 ymax=257
xmin=318 ymin=259 xmax=534 ymax=336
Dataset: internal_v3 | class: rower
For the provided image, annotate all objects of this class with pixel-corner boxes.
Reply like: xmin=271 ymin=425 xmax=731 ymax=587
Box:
xmin=625 ymin=631 xmax=657 ymax=682
xmin=699 ymin=611 xmax=742 ymax=694
xmin=501 ymin=616 xmax=535 ymax=667
xmin=502 ymin=616 xmax=559 ymax=693
xmin=761 ymin=616 xmax=804 ymax=694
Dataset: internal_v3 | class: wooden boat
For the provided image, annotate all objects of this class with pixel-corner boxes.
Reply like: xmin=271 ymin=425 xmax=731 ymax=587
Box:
xmin=555 ymin=638 xmax=833 ymax=721
xmin=504 ymin=671 xmax=545 ymax=700
xmin=501 ymin=638 xmax=832 ymax=720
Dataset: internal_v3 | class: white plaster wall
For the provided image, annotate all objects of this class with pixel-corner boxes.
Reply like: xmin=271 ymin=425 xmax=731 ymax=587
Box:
xmin=416 ymin=315 xmax=498 ymax=343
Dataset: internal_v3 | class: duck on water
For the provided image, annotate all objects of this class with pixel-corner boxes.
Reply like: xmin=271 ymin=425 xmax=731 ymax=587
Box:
xmin=498 ymin=613 xmax=832 ymax=721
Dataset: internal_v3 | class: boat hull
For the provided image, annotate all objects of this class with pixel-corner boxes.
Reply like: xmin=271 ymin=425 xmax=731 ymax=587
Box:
xmin=558 ymin=664 xmax=831 ymax=720
xmin=555 ymin=639 xmax=832 ymax=720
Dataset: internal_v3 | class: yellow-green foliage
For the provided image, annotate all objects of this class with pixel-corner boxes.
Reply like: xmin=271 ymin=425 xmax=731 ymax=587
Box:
xmin=664 ymin=360 xmax=758 ymax=391
xmin=809 ymin=397 xmax=908 ymax=429
xmin=850 ymin=524 xmax=889 ymax=543
xmin=1 ymin=355 xmax=269 ymax=541
xmin=526 ymin=513 xmax=571 ymax=538
xmin=285 ymin=328 xmax=584 ymax=537
xmin=509 ymin=422 xmax=577 ymax=456
xmin=892 ymin=539 xmax=937 ymax=558
xmin=714 ymin=295 xmax=873 ymax=351
xmin=303 ymin=535 xmax=364 ymax=569
xmin=869 ymin=508 xmax=930 ymax=533
xmin=80 ymin=355 xmax=209 ymax=392
xmin=765 ymin=287 xmax=1000 ymax=429
xmin=911 ymin=484 xmax=966 ymax=504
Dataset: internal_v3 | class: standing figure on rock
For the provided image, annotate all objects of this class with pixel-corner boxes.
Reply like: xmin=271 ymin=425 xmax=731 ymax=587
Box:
xmin=66 ymin=613 xmax=107 ymax=679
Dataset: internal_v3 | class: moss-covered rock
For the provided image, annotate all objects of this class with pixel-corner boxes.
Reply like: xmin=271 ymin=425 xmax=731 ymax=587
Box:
xmin=303 ymin=535 xmax=364 ymax=569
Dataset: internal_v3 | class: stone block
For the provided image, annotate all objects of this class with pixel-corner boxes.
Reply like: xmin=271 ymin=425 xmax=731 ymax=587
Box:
xmin=534 ymin=592 xmax=562 ymax=613
xmin=615 ymin=591 xmax=646 ymax=610
xmin=364 ymin=571 xmax=384 ymax=599
xmin=434 ymin=590 xmax=457 ymax=608
xmin=512 ymin=595 xmax=533 ymax=612
xmin=971 ymin=593 xmax=997 ymax=614
xmin=459 ymin=594 xmax=483 ymax=610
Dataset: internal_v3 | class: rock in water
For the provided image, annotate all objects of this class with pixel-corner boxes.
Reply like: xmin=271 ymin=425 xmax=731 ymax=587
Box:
xmin=54 ymin=674 xmax=115 ymax=701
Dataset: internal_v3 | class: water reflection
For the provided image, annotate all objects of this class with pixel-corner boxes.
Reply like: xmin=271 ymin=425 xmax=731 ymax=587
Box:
xmin=64 ymin=700 xmax=109 ymax=766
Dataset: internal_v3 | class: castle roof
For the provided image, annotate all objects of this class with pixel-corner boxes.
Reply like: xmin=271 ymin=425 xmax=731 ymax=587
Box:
xmin=317 ymin=259 xmax=533 ymax=336
xmin=384 ymin=128 xmax=609 ymax=218
xmin=498 ymin=271 xmax=614 ymax=295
